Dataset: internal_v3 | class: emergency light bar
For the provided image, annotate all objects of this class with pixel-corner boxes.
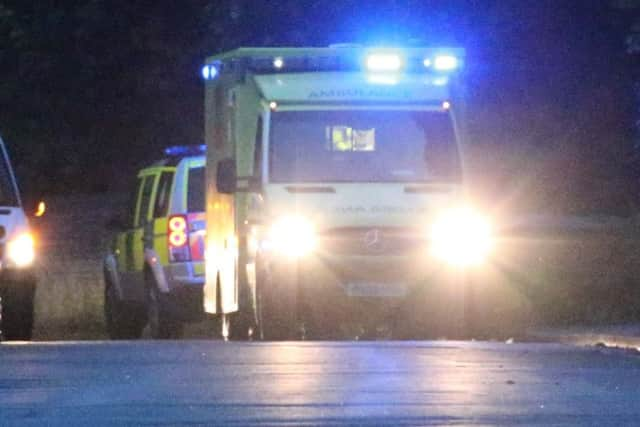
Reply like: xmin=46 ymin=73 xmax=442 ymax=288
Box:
xmin=433 ymin=55 xmax=459 ymax=71
xmin=202 ymin=46 xmax=464 ymax=81
xmin=164 ymin=145 xmax=206 ymax=157
xmin=366 ymin=54 xmax=403 ymax=72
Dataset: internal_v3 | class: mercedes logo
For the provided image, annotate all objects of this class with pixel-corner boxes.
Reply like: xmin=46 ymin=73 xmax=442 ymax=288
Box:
xmin=363 ymin=229 xmax=384 ymax=252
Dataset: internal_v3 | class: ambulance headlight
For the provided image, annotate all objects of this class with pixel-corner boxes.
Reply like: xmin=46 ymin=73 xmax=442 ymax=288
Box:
xmin=266 ymin=216 xmax=316 ymax=258
xmin=429 ymin=207 xmax=492 ymax=267
xmin=7 ymin=232 xmax=36 ymax=268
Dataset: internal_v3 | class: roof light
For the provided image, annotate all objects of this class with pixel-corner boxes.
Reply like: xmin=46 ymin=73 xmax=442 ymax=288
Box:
xmin=366 ymin=53 xmax=402 ymax=72
xmin=201 ymin=64 xmax=218 ymax=80
xmin=273 ymin=57 xmax=284 ymax=69
xmin=164 ymin=145 xmax=206 ymax=157
xmin=442 ymin=101 xmax=451 ymax=110
xmin=434 ymin=55 xmax=459 ymax=71
xmin=423 ymin=58 xmax=432 ymax=67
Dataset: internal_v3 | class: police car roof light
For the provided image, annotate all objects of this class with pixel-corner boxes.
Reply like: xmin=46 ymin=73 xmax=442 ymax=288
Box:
xmin=164 ymin=145 xmax=206 ymax=157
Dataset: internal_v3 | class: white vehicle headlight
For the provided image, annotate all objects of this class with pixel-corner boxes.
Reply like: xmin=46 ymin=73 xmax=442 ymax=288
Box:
xmin=7 ymin=232 xmax=36 ymax=268
xmin=266 ymin=216 xmax=316 ymax=258
xmin=429 ymin=207 xmax=493 ymax=267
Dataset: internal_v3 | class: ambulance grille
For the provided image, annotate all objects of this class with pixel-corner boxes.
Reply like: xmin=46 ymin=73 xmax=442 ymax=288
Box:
xmin=320 ymin=227 xmax=424 ymax=256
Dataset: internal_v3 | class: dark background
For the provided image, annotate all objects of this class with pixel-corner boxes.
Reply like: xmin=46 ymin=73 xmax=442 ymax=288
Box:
xmin=1 ymin=0 xmax=640 ymax=215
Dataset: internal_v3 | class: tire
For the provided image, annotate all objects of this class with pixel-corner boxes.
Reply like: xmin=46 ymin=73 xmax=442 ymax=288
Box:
xmin=146 ymin=279 xmax=183 ymax=339
xmin=256 ymin=263 xmax=298 ymax=341
xmin=0 ymin=283 xmax=35 ymax=341
xmin=104 ymin=281 xmax=145 ymax=340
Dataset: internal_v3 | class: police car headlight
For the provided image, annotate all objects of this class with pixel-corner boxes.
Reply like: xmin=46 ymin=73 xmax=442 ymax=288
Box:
xmin=7 ymin=232 xmax=36 ymax=268
xmin=266 ymin=216 xmax=316 ymax=258
xmin=429 ymin=207 xmax=492 ymax=267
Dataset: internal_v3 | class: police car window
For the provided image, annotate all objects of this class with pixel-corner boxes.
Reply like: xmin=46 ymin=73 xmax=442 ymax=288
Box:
xmin=137 ymin=175 xmax=156 ymax=226
xmin=154 ymin=172 xmax=174 ymax=218
xmin=187 ymin=167 xmax=205 ymax=212
xmin=126 ymin=178 xmax=142 ymax=228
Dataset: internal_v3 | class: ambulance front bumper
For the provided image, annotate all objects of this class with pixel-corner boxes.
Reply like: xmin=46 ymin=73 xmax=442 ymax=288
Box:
xmin=258 ymin=245 xmax=464 ymax=301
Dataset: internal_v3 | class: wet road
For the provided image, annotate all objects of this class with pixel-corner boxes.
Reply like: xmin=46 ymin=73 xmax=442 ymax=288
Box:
xmin=1 ymin=340 xmax=639 ymax=426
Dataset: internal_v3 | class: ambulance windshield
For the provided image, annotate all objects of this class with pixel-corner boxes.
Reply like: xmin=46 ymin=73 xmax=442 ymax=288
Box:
xmin=269 ymin=110 xmax=461 ymax=183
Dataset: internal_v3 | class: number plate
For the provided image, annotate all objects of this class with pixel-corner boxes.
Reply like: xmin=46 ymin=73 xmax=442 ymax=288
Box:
xmin=345 ymin=282 xmax=407 ymax=297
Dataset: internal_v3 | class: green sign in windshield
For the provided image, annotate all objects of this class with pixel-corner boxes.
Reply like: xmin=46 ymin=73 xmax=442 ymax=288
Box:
xmin=269 ymin=110 xmax=460 ymax=183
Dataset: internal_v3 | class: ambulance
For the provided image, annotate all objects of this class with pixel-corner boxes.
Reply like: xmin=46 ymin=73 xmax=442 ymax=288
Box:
xmin=202 ymin=46 xmax=493 ymax=339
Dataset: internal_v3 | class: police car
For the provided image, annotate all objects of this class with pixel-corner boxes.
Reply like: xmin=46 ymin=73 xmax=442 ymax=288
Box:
xmin=0 ymin=135 xmax=40 ymax=341
xmin=103 ymin=146 xmax=206 ymax=339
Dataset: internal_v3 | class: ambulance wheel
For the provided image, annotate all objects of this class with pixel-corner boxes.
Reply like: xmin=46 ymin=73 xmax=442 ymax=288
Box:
xmin=256 ymin=266 xmax=298 ymax=340
xmin=145 ymin=280 xmax=183 ymax=339
xmin=104 ymin=281 xmax=144 ymax=339
xmin=0 ymin=283 xmax=35 ymax=341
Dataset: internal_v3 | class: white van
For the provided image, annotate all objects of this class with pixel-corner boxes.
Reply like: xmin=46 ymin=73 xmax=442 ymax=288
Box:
xmin=0 ymin=135 xmax=38 ymax=340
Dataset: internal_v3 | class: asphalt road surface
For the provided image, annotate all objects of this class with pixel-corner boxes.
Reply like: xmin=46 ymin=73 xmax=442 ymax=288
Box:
xmin=1 ymin=340 xmax=639 ymax=426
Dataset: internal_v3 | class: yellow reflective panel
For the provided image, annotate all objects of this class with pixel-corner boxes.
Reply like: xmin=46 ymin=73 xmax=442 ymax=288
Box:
xmin=326 ymin=126 xmax=375 ymax=152
xmin=193 ymin=262 xmax=205 ymax=276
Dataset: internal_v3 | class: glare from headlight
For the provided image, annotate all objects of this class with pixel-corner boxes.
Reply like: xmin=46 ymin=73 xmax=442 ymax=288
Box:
xmin=7 ymin=232 xmax=36 ymax=268
xmin=430 ymin=207 xmax=492 ymax=267
xmin=266 ymin=216 xmax=316 ymax=258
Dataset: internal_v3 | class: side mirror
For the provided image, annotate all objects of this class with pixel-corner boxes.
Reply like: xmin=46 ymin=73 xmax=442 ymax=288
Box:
xmin=216 ymin=158 xmax=236 ymax=194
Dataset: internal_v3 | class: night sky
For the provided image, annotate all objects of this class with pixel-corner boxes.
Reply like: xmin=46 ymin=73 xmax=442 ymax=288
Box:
xmin=1 ymin=0 xmax=639 ymax=215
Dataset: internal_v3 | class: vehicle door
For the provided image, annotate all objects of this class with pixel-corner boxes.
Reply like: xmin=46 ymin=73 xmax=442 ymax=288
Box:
xmin=118 ymin=172 xmax=158 ymax=301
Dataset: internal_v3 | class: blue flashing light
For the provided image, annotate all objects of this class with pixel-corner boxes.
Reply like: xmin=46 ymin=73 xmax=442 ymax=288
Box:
xmin=164 ymin=145 xmax=206 ymax=157
xmin=366 ymin=53 xmax=402 ymax=72
xmin=201 ymin=64 xmax=218 ymax=80
xmin=433 ymin=55 xmax=459 ymax=71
